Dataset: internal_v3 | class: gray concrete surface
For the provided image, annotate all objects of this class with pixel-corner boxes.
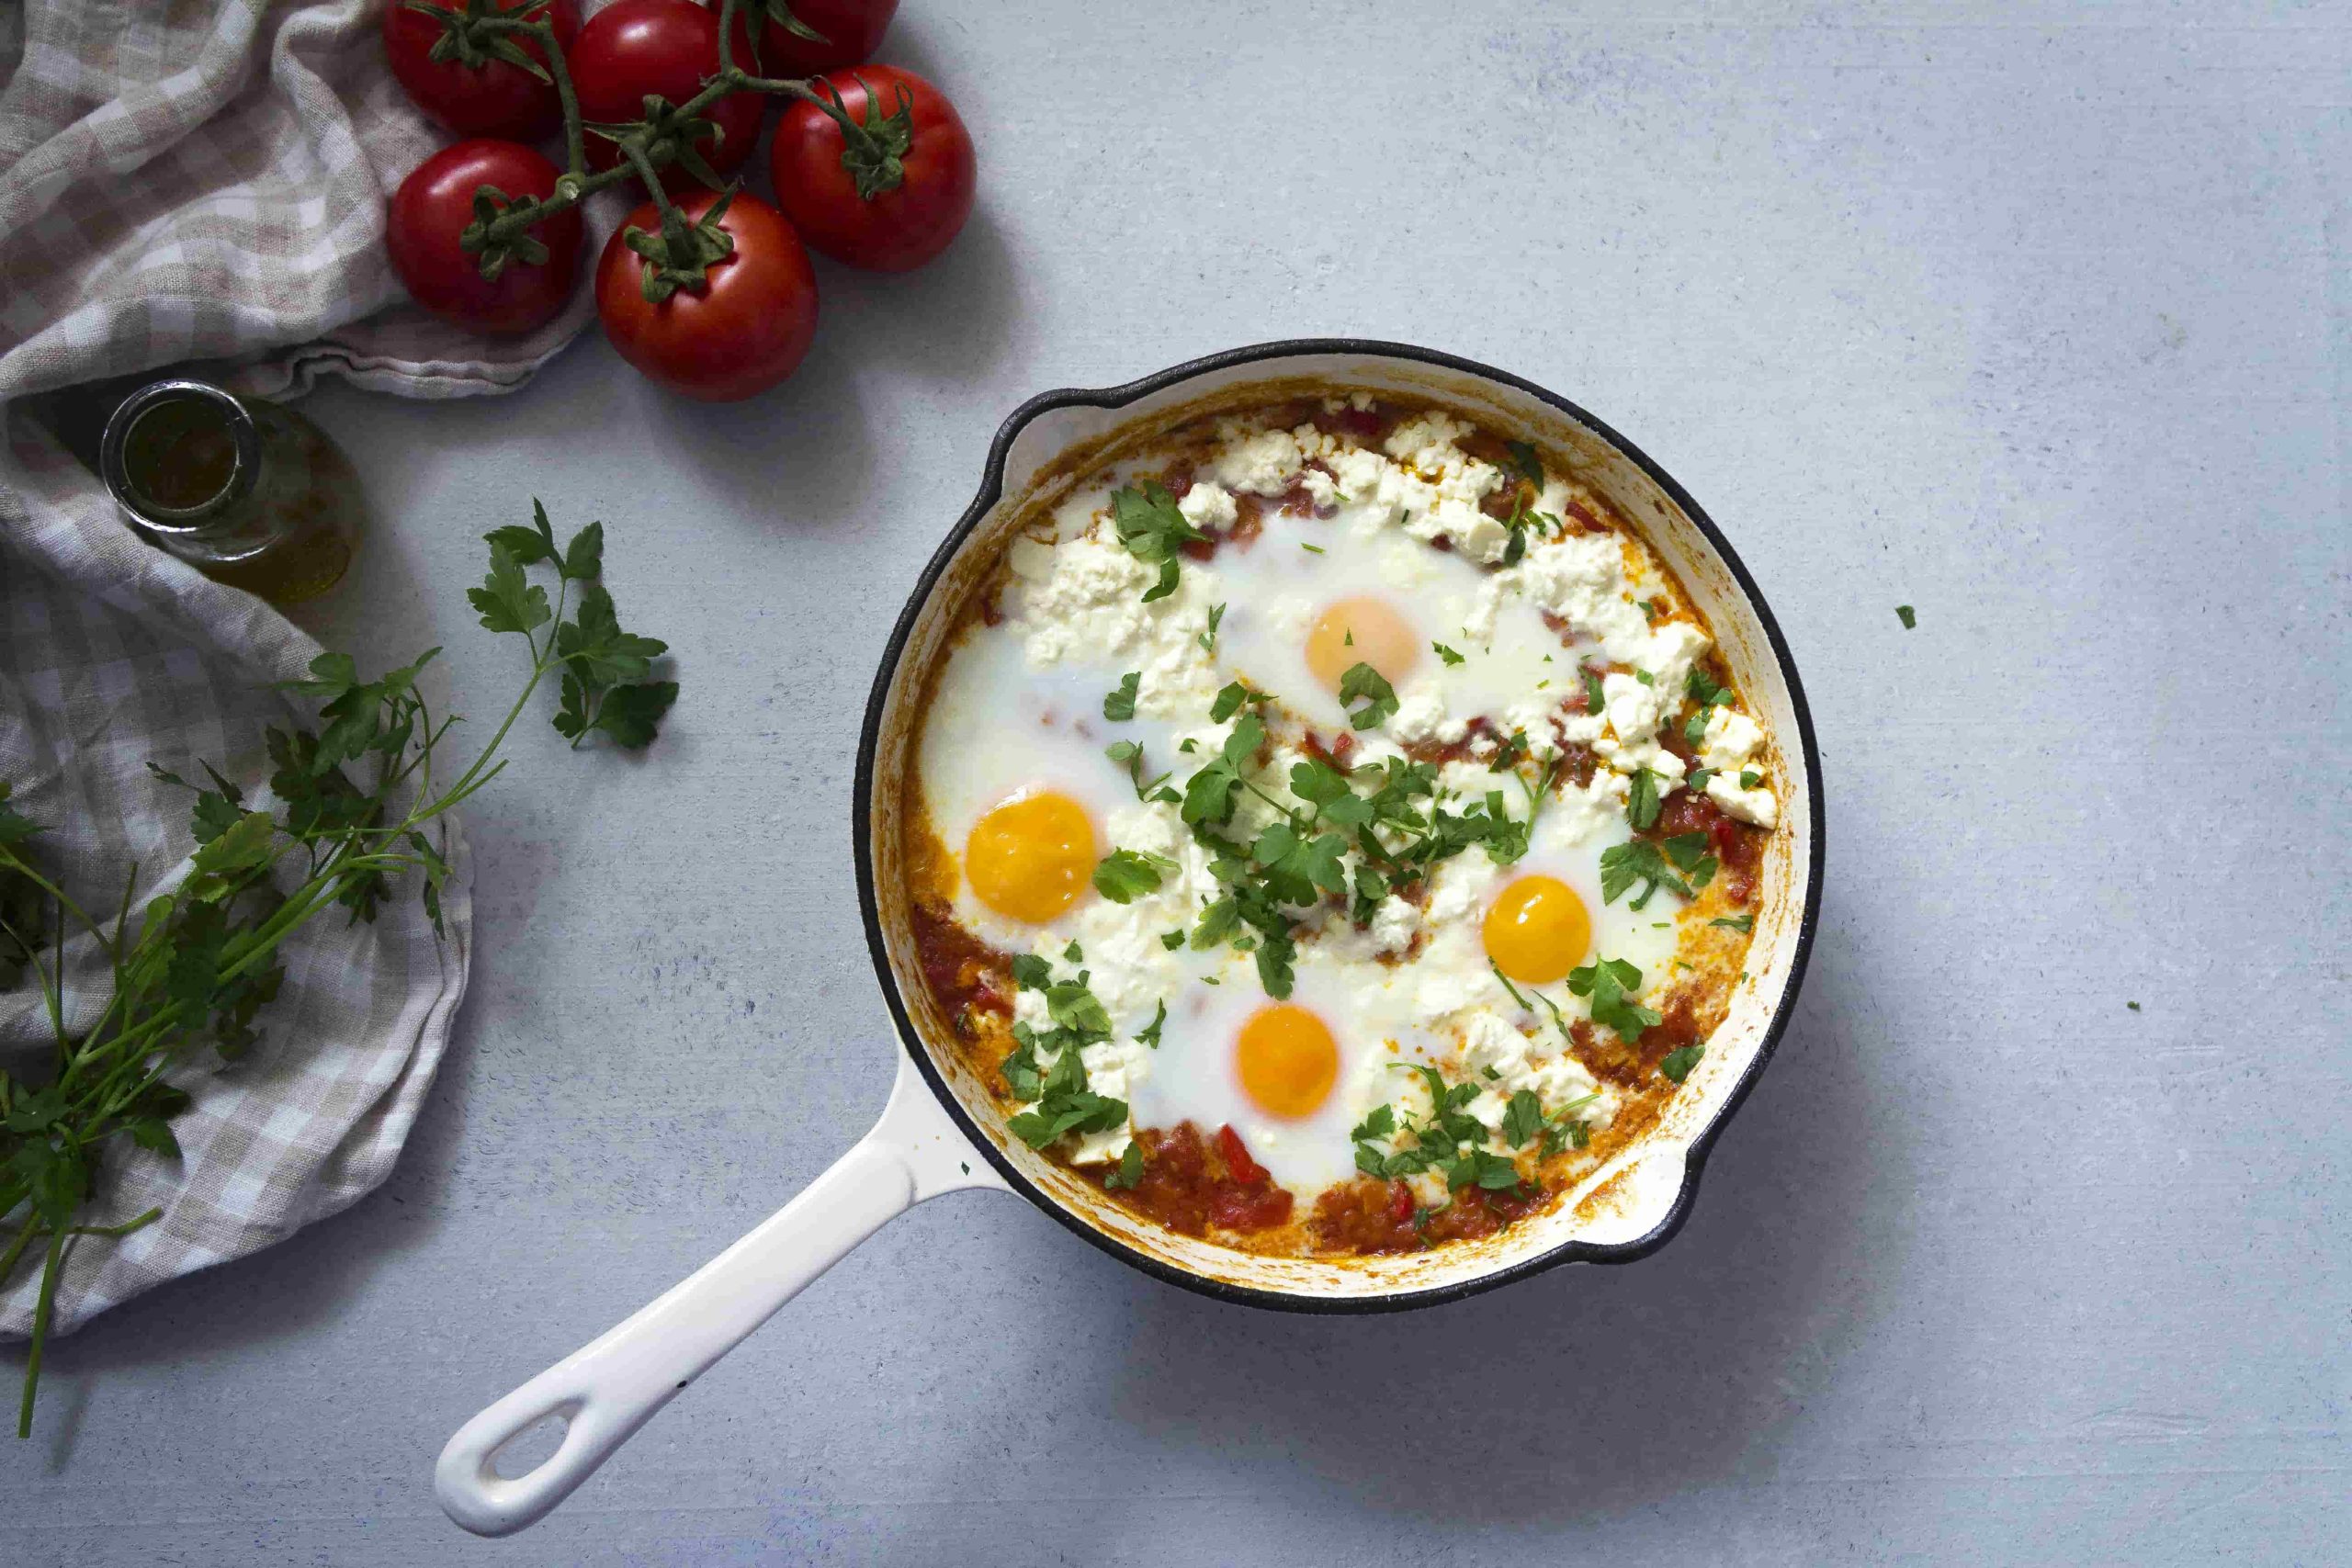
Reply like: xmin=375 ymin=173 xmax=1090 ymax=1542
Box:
xmin=6 ymin=1 xmax=2348 ymax=1562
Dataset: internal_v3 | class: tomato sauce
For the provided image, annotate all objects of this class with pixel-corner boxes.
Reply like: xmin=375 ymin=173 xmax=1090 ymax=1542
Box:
xmin=1102 ymin=1122 xmax=1295 ymax=1237
xmin=1308 ymin=1175 xmax=1549 ymax=1256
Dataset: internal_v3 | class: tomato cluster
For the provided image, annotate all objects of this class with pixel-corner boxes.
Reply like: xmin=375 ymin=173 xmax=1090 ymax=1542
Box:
xmin=381 ymin=0 xmax=975 ymax=401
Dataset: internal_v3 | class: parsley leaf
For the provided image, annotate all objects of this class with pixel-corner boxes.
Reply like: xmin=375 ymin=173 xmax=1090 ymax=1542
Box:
xmin=1432 ymin=642 xmax=1466 ymax=667
xmin=1181 ymin=712 xmax=1263 ymax=825
xmin=1191 ymin=895 xmax=1241 ymax=950
xmin=1200 ymin=603 xmax=1226 ymax=655
xmin=1338 ymin=661 xmax=1400 ymax=731
xmin=468 ymin=542 xmax=551 ymax=635
xmin=1501 ymin=1089 xmax=1544 ymax=1148
xmin=1103 ymin=1141 xmax=1146 ymax=1189
xmin=1135 ymin=999 xmax=1168 ymax=1049
xmin=1092 ymin=848 xmax=1178 ymax=904
xmin=1660 ymin=1043 xmax=1704 ymax=1083
xmin=1566 ymin=953 xmax=1661 ymax=1043
xmin=1209 ymin=680 xmax=1265 ymax=723
xmin=1102 ymin=672 xmax=1140 ymax=721
xmin=1504 ymin=438 xmax=1545 ymax=488
xmin=1600 ymin=839 xmax=1693 ymax=910
xmin=1895 ymin=604 xmax=1917 ymax=629
xmin=1581 ymin=668 xmax=1607 ymax=716
xmin=1249 ymin=822 xmax=1349 ymax=907
xmin=1627 ymin=767 xmax=1662 ymax=830
xmin=1708 ymin=913 xmax=1754 ymax=932
xmin=1662 ymin=830 xmax=1717 ymax=891
xmin=1104 ymin=739 xmax=1171 ymax=801
xmin=1109 ymin=481 xmax=1207 ymax=602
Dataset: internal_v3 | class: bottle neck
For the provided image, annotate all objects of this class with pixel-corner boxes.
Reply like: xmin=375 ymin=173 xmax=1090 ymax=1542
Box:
xmin=99 ymin=379 xmax=262 ymax=537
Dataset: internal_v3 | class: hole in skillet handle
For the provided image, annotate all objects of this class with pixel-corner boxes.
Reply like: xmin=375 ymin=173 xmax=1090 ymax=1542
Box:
xmin=491 ymin=1408 xmax=573 ymax=1480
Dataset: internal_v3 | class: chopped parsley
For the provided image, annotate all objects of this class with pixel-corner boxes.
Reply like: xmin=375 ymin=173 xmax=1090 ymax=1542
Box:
xmin=1432 ymin=642 xmax=1466 ymax=667
xmin=1566 ymin=954 xmax=1660 ymax=1043
xmin=1092 ymin=848 xmax=1177 ymax=904
xmin=1135 ymin=999 xmax=1168 ymax=1048
xmin=998 ymin=961 xmax=1127 ymax=1150
xmin=1104 ymin=739 xmax=1174 ymax=802
xmin=1180 ymin=712 xmax=1264 ymax=827
xmin=1108 ymin=480 xmax=1207 ymax=602
xmin=1501 ymin=1089 xmax=1544 ymax=1148
xmin=1627 ymin=767 xmax=1662 ymax=830
xmin=1659 ymin=1044 xmax=1704 ymax=1083
xmin=2126 ymin=1000 xmax=2142 ymax=1012
xmin=1895 ymin=604 xmax=1916 ymax=629
xmin=1663 ymin=830 xmax=1718 ymax=890
xmin=1102 ymin=1141 xmax=1145 ymax=1189
xmin=1682 ymin=668 xmax=1732 ymax=745
xmin=1102 ymin=671 xmax=1139 ymax=722
xmin=1338 ymin=661 xmax=1399 ymax=731
xmin=1708 ymin=913 xmax=1753 ymax=932
xmin=1200 ymin=602 xmax=1225 ymax=655
xmin=1504 ymin=438 xmax=1545 ymax=488
xmin=1209 ymin=680 xmax=1266 ymax=723
xmin=1171 ymin=718 xmax=1551 ymax=999
xmin=1351 ymin=1067 xmax=1519 ymax=1191
xmin=1599 ymin=838 xmax=1691 ymax=909
xmin=1300 ymin=542 xmax=1326 ymax=554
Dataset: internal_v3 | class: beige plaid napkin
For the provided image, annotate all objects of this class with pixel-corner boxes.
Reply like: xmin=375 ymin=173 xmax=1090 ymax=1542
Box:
xmin=0 ymin=0 xmax=604 ymax=1338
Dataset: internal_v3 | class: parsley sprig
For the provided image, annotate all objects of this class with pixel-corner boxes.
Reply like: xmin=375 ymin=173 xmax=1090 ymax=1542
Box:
xmin=0 ymin=505 xmax=673 ymax=1439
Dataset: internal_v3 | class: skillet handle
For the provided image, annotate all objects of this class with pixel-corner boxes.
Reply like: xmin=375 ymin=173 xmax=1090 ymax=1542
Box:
xmin=435 ymin=1052 xmax=1005 ymax=1536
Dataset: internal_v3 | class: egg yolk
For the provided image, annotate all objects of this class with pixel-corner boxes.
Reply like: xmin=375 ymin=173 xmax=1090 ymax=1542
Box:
xmin=1235 ymin=1003 xmax=1340 ymax=1119
xmin=1305 ymin=596 xmax=1420 ymax=692
xmin=1483 ymin=874 xmax=1591 ymax=986
xmin=964 ymin=791 xmax=1097 ymax=924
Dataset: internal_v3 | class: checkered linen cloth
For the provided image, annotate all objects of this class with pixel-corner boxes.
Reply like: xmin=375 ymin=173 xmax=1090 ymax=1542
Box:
xmin=0 ymin=0 xmax=602 ymax=1339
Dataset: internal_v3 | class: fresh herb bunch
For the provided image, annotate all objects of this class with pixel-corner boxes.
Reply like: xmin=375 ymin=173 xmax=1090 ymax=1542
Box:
xmin=0 ymin=505 xmax=673 ymax=1438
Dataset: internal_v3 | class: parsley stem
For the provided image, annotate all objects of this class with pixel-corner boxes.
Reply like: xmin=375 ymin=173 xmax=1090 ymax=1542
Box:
xmin=15 ymin=1226 xmax=65 ymax=1438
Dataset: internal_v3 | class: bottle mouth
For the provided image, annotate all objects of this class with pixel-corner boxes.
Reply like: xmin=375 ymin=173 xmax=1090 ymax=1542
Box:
xmin=98 ymin=379 xmax=260 ymax=531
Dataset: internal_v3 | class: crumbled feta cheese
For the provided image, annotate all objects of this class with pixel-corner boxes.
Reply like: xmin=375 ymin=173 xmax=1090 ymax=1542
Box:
xmin=1212 ymin=428 xmax=1304 ymax=495
xmin=1178 ymin=481 xmax=1238 ymax=533
xmin=1383 ymin=412 xmax=1474 ymax=473
xmin=1514 ymin=533 xmax=1649 ymax=657
xmin=1368 ymin=896 xmax=1419 ymax=954
xmin=1300 ymin=468 xmax=1339 ymax=510
xmin=1706 ymin=773 xmax=1778 ymax=829
xmin=1699 ymin=705 xmax=1764 ymax=772
xmin=1015 ymin=536 xmax=1154 ymax=666
xmin=1390 ymin=680 xmax=1467 ymax=746
xmin=1328 ymin=445 xmax=1387 ymax=502
xmin=1696 ymin=704 xmax=1777 ymax=825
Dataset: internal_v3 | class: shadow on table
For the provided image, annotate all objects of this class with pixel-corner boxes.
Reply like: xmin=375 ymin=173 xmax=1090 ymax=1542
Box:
xmin=1074 ymin=913 xmax=1890 ymax=1529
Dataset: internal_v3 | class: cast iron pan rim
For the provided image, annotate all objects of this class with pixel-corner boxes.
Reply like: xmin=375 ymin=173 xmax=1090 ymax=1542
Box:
xmin=853 ymin=337 xmax=1826 ymax=1315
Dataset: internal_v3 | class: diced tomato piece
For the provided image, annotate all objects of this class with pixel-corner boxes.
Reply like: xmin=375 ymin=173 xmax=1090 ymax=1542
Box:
xmin=1388 ymin=1179 xmax=1415 ymax=1224
xmin=1216 ymin=1124 xmax=1267 ymax=1187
